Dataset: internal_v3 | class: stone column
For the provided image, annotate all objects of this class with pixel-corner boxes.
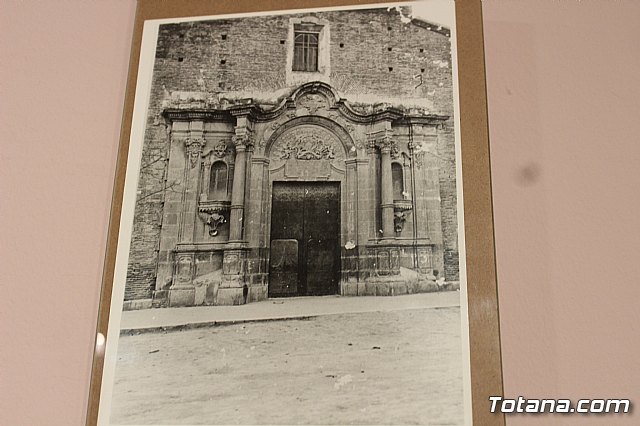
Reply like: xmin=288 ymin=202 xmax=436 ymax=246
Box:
xmin=229 ymin=125 xmax=253 ymax=242
xmin=379 ymin=132 xmax=395 ymax=239
xmin=218 ymin=115 xmax=253 ymax=306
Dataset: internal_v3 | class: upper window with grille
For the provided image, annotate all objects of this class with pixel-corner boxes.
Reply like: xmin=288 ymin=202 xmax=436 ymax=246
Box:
xmin=292 ymin=23 xmax=323 ymax=72
xmin=293 ymin=32 xmax=319 ymax=72
xmin=286 ymin=20 xmax=328 ymax=84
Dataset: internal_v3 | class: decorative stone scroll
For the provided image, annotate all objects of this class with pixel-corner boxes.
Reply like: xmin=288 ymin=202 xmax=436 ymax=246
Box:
xmin=184 ymin=137 xmax=205 ymax=168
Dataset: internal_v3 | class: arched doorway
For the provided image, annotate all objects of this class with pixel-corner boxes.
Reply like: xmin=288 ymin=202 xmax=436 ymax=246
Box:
xmin=263 ymin=118 xmax=354 ymax=297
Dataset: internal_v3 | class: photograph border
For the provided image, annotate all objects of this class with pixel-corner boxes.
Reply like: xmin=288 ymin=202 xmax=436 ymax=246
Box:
xmin=86 ymin=1 xmax=504 ymax=425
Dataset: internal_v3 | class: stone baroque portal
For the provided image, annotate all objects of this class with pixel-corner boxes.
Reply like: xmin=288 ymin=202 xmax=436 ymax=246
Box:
xmin=142 ymin=81 xmax=453 ymax=308
xmin=122 ymin=8 xmax=459 ymax=310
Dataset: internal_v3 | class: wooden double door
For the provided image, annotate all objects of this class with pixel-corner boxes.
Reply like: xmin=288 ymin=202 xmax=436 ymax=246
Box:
xmin=269 ymin=182 xmax=340 ymax=297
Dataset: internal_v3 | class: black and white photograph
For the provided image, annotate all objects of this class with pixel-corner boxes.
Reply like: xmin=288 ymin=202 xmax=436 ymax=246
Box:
xmin=97 ymin=1 xmax=472 ymax=424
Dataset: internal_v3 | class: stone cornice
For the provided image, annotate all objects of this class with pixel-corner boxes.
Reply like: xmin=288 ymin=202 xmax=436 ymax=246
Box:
xmin=162 ymin=82 xmax=450 ymax=126
xmin=163 ymin=109 xmax=231 ymax=122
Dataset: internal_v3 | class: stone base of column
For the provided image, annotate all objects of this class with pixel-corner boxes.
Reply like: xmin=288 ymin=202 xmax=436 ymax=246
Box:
xmin=340 ymin=275 xmax=442 ymax=297
xmin=215 ymin=286 xmax=248 ymax=305
xmin=168 ymin=285 xmax=196 ymax=307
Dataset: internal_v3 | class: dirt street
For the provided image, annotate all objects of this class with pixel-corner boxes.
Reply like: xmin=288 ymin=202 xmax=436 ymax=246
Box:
xmin=111 ymin=307 xmax=464 ymax=425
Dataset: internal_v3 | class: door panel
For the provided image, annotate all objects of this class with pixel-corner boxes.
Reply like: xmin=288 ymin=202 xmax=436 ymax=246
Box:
xmin=268 ymin=239 xmax=299 ymax=297
xmin=270 ymin=184 xmax=304 ymax=241
xmin=269 ymin=182 xmax=340 ymax=297
xmin=303 ymin=183 xmax=340 ymax=296
xmin=269 ymin=184 xmax=304 ymax=297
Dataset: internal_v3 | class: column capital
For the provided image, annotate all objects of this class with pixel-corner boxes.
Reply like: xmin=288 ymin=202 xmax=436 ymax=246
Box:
xmin=376 ymin=130 xmax=399 ymax=158
xmin=232 ymin=128 xmax=254 ymax=149
xmin=367 ymin=128 xmax=396 ymax=154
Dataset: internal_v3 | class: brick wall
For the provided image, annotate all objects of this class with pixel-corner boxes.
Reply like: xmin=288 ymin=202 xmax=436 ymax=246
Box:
xmin=125 ymin=7 xmax=458 ymax=300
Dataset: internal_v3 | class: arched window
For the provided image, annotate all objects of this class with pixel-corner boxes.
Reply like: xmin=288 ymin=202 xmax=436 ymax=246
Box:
xmin=209 ymin=161 xmax=229 ymax=199
xmin=392 ymin=162 xmax=404 ymax=200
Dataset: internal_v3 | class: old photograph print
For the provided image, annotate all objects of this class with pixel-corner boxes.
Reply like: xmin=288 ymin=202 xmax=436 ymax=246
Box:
xmin=99 ymin=1 xmax=470 ymax=424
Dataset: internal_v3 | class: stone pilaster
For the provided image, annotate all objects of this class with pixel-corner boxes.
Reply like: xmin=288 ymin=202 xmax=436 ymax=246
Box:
xmin=168 ymin=124 xmax=205 ymax=307
xmin=181 ymin=133 xmax=205 ymax=243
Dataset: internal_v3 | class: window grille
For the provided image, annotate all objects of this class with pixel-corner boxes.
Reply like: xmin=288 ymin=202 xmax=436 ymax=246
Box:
xmin=293 ymin=32 xmax=319 ymax=72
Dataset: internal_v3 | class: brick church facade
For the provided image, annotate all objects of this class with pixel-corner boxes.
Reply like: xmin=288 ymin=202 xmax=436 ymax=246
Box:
xmin=124 ymin=7 xmax=459 ymax=309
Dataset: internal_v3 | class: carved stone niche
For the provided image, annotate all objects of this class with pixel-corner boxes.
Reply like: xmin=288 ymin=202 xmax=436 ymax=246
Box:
xmin=393 ymin=199 xmax=413 ymax=234
xmin=198 ymin=200 xmax=230 ymax=236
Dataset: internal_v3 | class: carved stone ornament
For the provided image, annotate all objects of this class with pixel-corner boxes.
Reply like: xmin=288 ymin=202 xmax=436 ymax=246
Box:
xmin=390 ymin=144 xmax=400 ymax=159
xmin=353 ymin=138 xmax=365 ymax=151
xmin=223 ymin=252 xmax=241 ymax=275
xmin=343 ymin=123 xmax=355 ymax=134
xmin=198 ymin=201 xmax=230 ymax=236
xmin=212 ymin=140 xmax=228 ymax=158
xmin=184 ymin=137 xmax=205 ymax=168
xmin=377 ymin=133 xmax=395 ymax=151
xmin=297 ymin=93 xmax=328 ymax=114
xmin=270 ymin=125 xmax=345 ymax=161
xmin=393 ymin=211 xmax=409 ymax=234
xmin=277 ymin=133 xmax=336 ymax=160
xmin=327 ymin=112 xmax=355 ymax=134
xmin=366 ymin=130 xmax=399 ymax=157
xmin=205 ymin=212 xmax=226 ymax=236
xmin=232 ymin=130 xmax=254 ymax=148
xmin=408 ymin=140 xmax=425 ymax=168
xmin=393 ymin=199 xmax=413 ymax=234
xmin=176 ymin=255 xmax=193 ymax=282
xmin=413 ymin=151 xmax=425 ymax=169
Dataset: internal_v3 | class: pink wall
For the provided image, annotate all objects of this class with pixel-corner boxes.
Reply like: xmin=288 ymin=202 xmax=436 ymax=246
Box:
xmin=483 ymin=0 xmax=640 ymax=424
xmin=1 ymin=1 xmax=638 ymax=425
